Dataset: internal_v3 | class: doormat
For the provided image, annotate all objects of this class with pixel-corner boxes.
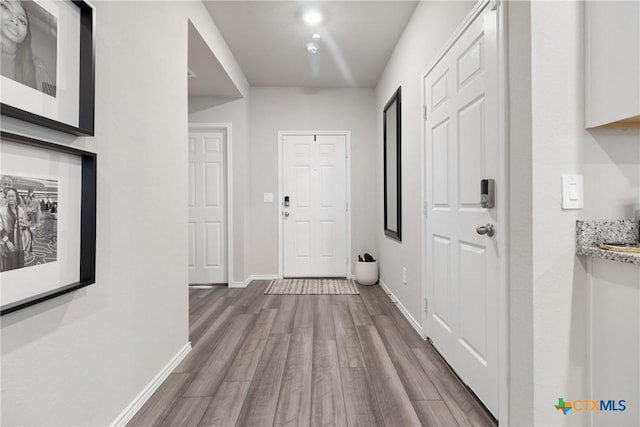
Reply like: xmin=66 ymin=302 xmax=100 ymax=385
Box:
xmin=264 ymin=279 xmax=360 ymax=295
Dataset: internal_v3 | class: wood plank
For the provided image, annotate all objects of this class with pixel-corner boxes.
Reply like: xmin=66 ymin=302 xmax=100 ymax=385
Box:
xmin=225 ymin=288 xmax=243 ymax=299
xmin=262 ymin=294 xmax=283 ymax=309
xmin=358 ymin=284 xmax=386 ymax=317
xmin=236 ymin=333 xmax=291 ymax=426
xmin=311 ymin=340 xmax=347 ymax=427
xmin=199 ymin=381 xmax=250 ymax=427
xmin=237 ymin=281 xmax=269 ymax=314
xmin=274 ymin=328 xmax=313 ymax=426
xmin=174 ymin=305 xmax=240 ymax=374
xmin=127 ymin=373 xmax=193 ymax=427
xmin=412 ymin=346 xmax=496 ymax=427
xmin=189 ymin=286 xmax=225 ymax=317
xmin=159 ymin=397 xmax=211 ymax=427
xmin=225 ymin=309 xmax=277 ymax=381
xmin=356 ymin=324 xmax=422 ymax=426
xmin=184 ymin=314 xmax=255 ymax=397
xmin=340 ymin=368 xmax=384 ymax=427
xmin=371 ymin=285 xmax=426 ymax=348
xmin=188 ymin=292 xmax=230 ymax=343
xmin=313 ymin=296 xmax=335 ymax=341
xmin=188 ymin=289 xmax=207 ymax=314
xmin=413 ymin=400 xmax=460 ymax=427
xmin=271 ymin=295 xmax=298 ymax=334
xmin=293 ymin=295 xmax=315 ymax=329
xmin=347 ymin=295 xmax=374 ymax=326
xmin=332 ymin=296 xmax=365 ymax=368
xmin=373 ymin=315 xmax=440 ymax=401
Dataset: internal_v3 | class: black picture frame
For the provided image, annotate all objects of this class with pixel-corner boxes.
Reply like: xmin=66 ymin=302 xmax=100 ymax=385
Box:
xmin=0 ymin=1 xmax=95 ymax=136
xmin=0 ymin=131 xmax=96 ymax=316
xmin=383 ymin=86 xmax=401 ymax=241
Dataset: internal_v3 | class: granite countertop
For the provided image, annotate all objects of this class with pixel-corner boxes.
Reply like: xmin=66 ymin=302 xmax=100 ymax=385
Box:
xmin=576 ymin=219 xmax=640 ymax=265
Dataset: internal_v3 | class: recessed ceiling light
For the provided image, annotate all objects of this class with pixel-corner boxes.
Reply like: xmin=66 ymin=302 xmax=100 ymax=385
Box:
xmin=305 ymin=42 xmax=319 ymax=54
xmin=312 ymin=33 xmax=321 ymax=41
xmin=303 ymin=10 xmax=323 ymax=26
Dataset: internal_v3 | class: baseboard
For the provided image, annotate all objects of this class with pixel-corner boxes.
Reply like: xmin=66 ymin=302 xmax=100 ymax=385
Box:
xmin=111 ymin=342 xmax=192 ymax=426
xmin=378 ymin=279 xmax=425 ymax=339
xmin=249 ymin=274 xmax=279 ymax=282
xmin=230 ymin=275 xmax=279 ymax=288
xmin=229 ymin=279 xmax=250 ymax=288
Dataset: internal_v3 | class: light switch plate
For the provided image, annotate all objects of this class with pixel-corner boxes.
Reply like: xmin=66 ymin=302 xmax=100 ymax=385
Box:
xmin=264 ymin=192 xmax=273 ymax=203
xmin=562 ymin=174 xmax=584 ymax=209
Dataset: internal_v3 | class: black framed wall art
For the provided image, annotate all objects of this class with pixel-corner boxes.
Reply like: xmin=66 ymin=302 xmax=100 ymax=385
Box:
xmin=383 ymin=86 xmax=401 ymax=241
xmin=0 ymin=131 xmax=96 ymax=316
xmin=0 ymin=0 xmax=95 ymax=136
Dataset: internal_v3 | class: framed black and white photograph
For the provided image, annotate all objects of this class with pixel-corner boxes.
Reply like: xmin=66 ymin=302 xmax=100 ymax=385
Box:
xmin=0 ymin=131 xmax=96 ymax=316
xmin=0 ymin=0 xmax=94 ymax=136
xmin=1 ymin=174 xmax=59 ymax=272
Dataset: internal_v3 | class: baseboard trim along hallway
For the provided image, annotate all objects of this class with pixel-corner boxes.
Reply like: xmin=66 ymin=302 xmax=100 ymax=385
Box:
xmin=111 ymin=342 xmax=192 ymax=427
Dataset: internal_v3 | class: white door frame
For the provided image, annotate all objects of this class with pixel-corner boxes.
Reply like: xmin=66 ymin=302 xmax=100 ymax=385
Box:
xmin=420 ymin=0 xmax=509 ymax=423
xmin=277 ymin=130 xmax=352 ymax=279
xmin=188 ymin=123 xmax=234 ymax=285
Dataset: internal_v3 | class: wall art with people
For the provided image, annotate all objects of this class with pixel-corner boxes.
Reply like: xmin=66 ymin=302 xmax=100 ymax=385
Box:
xmin=0 ymin=174 xmax=57 ymax=273
xmin=0 ymin=0 xmax=57 ymax=96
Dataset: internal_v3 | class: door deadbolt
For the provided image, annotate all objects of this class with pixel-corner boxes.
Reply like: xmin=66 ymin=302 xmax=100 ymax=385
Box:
xmin=480 ymin=179 xmax=495 ymax=208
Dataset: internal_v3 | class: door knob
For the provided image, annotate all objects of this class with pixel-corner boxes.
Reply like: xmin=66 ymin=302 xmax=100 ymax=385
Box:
xmin=283 ymin=211 xmax=290 ymax=217
xmin=476 ymin=224 xmax=495 ymax=237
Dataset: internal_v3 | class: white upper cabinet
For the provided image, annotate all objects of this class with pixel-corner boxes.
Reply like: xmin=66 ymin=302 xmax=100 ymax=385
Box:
xmin=585 ymin=1 xmax=640 ymax=128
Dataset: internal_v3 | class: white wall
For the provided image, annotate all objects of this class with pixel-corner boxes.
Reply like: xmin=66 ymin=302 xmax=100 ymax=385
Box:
xmin=246 ymin=87 xmax=377 ymax=277
xmin=375 ymin=0 xmax=475 ymax=329
xmin=530 ymin=1 xmax=640 ymax=426
xmin=1 ymin=1 xmax=246 ymax=425
xmin=507 ymin=1 xmax=534 ymax=425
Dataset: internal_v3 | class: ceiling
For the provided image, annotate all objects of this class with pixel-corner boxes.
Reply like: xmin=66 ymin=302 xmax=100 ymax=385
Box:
xmin=189 ymin=0 xmax=418 ymax=95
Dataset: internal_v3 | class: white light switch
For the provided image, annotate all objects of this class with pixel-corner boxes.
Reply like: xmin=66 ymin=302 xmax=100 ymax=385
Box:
xmin=263 ymin=192 xmax=273 ymax=203
xmin=562 ymin=175 xmax=583 ymax=209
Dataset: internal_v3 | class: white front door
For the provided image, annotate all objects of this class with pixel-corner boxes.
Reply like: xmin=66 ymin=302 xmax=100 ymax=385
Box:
xmin=282 ymin=134 xmax=347 ymax=278
xmin=188 ymin=128 xmax=227 ymax=284
xmin=424 ymin=3 xmax=499 ymax=416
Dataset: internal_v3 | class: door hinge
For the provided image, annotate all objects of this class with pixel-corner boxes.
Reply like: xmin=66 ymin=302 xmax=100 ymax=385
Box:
xmin=346 ymin=256 xmax=349 ymax=265
xmin=346 ymin=202 xmax=348 ymax=212
xmin=423 ymin=202 xmax=428 ymax=217
xmin=424 ymin=298 xmax=428 ymax=312
xmin=314 ymin=135 xmax=317 ymax=142
xmin=423 ymin=105 xmax=427 ymax=120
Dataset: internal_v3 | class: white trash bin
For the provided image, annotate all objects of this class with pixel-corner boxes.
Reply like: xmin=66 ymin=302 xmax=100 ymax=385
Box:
xmin=355 ymin=260 xmax=378 ymax=285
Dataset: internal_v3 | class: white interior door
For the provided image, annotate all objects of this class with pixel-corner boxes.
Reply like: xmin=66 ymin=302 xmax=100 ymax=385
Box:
xmin=188 ymin=129 xmax=227 ymax=284
xmin=282 ymin=134 xmax=347 ymax=278
xmin=424 ymin=3 xmax=499 ymax=415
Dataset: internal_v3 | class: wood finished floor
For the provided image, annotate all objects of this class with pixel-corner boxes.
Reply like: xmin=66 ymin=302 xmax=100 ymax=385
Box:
xmin=128 ymin=281 xmax=497 ymax=427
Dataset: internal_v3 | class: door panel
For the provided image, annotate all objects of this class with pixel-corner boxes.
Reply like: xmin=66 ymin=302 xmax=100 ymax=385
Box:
xmin=204 ymin=222 xmax=221 ymax=267
xmin=188 ymin=130 xmax=227 ymax=284
xmin=424 ymin=4 xmax=499 ymax=416
xmin=283 ymin=134 xmax=347 ymax=278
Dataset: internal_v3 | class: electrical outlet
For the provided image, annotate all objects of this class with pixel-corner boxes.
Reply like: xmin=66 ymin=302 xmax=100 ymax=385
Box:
xmin=402 ymin=267 xmax=407 ymax=284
